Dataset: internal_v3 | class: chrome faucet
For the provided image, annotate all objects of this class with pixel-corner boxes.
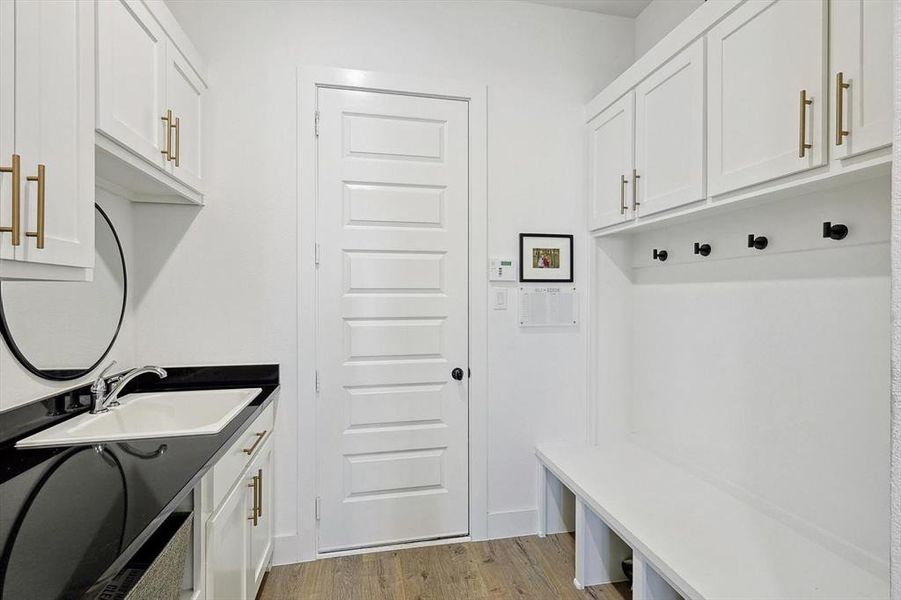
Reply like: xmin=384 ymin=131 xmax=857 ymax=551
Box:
xmin=90 ymin=361 xmax=168 ymax=414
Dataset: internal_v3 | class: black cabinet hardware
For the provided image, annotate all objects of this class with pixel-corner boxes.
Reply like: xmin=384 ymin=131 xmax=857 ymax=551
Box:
xmin=747 ymin=234 xmax=768 ymax=250
xmin=653 ymin=249 xmax=668 ymax=261
xmin=822 ymin=221 xmax=848 ymax=240
xmin=693 ymin=242 xmax=711 ymax=257
xmin=451 ymin=368 xmax=464 ymax=381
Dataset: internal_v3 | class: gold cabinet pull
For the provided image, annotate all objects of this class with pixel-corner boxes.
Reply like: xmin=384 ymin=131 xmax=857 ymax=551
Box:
xmin=632 ymin=168 xmax=640 ymax=211
xmin=0 ymin=154 xmax=20 ymax=246
xmin=835 ymin=72 xmax=849 ymax=146
xmin=242 ymin=430 xmax=267 ymax=455
xmin=161 ymin=109 xmax=174 ymax=161
xmin=619 ymin=174 xmax=628 ymax=215
xmin=25 ymin=164 xmax=45 ymax=249
xmin=798 ymin=90 xmax=813 ymax=158
xmin=256 ymin=468 xmax=263 ymax=517
xmin=247 ymin=475 xmax=259 ymax=526
xmin=174 ymin=116 xmax=180 ymax=167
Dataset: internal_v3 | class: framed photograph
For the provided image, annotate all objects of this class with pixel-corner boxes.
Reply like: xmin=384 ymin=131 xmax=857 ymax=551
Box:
xmin=519 ymin=233 xmax=574 ymax=282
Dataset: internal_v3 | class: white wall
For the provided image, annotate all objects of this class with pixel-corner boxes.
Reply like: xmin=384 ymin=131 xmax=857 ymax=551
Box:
xmin=634 ymin=0 xmax=703 ymax=58
xmin=147 ymin=0 xmax=633 ymax=560
xmin=596 ymin=177 xmax=892 ymax=573
xmin=0 ymin=188 xmax=137 ymax=411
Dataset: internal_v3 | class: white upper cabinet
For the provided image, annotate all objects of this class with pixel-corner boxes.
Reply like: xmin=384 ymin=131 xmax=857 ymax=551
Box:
xmin=586 ymin=0 xmax=891 ymax=234
xmin=0 ymin=0 xmax=94 ymax=278
xmin=588 ymin=92 xmax=634 ymax=230
xmin=634 ymin=39 xmax=705 ymax=217
xmin=0 ymin=0 xmax=15 ymax=263
xmin=96 ymin=0 xmax=168 ymax=170
xmin=95 ymin=0 xmax=206 ymax=204
xmin=164 ymin=39 xmax=204 ymax=193
xmin=830 ymin=0 xmax=893 ymax=160
xmin=707 ymin=0 xmax=828 ymax=197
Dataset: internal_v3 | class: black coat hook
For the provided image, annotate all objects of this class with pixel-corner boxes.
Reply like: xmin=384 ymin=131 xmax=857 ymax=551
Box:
xmin=823 ymin=221 xmax=848 ymax=240
xmin=653 ymin=249 xmax=668 ymax=262
xmin=693 ymin=242 xmax=711 ymax=257
xmin=747 ymin=234 xmax=768 ymax=250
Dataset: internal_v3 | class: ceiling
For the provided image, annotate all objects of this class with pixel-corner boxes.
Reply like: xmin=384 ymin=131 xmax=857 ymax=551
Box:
xmin=525 ymin=0 xmax=653 ymax=18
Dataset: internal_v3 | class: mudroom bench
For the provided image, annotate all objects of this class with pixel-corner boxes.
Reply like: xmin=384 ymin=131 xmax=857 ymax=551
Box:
xmin=536 ymin=442 xmax=889 ymax=600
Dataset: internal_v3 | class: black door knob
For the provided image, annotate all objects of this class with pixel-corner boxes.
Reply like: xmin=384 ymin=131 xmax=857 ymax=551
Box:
xmin=451 ymin=368 xmax=464 ymax=381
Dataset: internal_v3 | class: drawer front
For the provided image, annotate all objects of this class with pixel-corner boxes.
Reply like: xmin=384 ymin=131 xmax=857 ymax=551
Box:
xmin=212 ymin=403 xmax=274 ymax=510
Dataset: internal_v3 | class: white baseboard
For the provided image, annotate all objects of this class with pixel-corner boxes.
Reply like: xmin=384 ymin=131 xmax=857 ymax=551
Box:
xmin=487 ymin=508 xmax=536 ymax=539
xmin=273 ymin=534 xmax=307 ymax=566
xmin=486 ymin=508 xmax=571 ymax=540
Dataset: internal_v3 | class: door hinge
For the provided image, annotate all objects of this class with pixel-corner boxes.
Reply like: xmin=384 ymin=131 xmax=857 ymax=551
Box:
xmin=315 ymin=496 xmax=321 ymax=520
xmin=315 ymin=370 xmax=320 ymax=393
xmin=314 ymin=111 xmax=320 ymax=137
xmin=314 ymin=243 xmax=320 ymax=267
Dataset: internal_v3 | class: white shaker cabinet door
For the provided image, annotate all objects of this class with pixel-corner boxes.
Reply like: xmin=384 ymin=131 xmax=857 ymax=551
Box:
xmin=588 ymin=92 xmax=634 ymax=230
xmin=247 ymin=443 xmax=273 ymax=600
xmin=830 ymin=0 xmax=893 ymax=159
xmin=165 ymin=39 xmax=204 ymax=193
xmin=96 ymin=0 xmax=168 ymax=169
xmin=206 ymin=473 xmax=250 ymax=600
xmin=634 ymin=39 xmax=705 ymax=217
xmin=707 ymin=0 xmax=828 ymax=196
xmin=0 ymin=0 xmax=14 ymax=261
xmin=14 ymin=0 xmax=94 ymax=268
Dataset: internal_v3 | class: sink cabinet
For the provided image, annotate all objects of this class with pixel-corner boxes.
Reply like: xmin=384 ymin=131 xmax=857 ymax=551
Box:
xmin=196 ymin=400 xmax=276 ymax=600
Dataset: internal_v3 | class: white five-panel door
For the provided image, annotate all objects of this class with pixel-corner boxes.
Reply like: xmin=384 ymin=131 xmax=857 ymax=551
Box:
xmin=316 ymin=87 xmax=470 ymax=552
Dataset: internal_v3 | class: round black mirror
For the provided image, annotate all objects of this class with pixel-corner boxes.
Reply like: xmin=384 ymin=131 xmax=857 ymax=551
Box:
xmin=0 ymin=204 xmax=127 ymax=381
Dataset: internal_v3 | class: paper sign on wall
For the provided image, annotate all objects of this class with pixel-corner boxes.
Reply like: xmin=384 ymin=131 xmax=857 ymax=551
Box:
xmin=518 ymin=286 xmax=578 ymax=327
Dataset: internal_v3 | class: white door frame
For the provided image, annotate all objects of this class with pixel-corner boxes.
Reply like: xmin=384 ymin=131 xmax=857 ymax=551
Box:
xmin=295 ymin=66 xmax=488 ymax=562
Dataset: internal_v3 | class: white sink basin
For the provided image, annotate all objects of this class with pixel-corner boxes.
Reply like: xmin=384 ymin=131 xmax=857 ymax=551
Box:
xmin=16 ymin=388 xmax=262 ymax=448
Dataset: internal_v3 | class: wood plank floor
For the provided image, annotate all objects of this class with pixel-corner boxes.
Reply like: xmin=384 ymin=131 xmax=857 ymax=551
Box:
xmin=259 ymin=533 xmax=632 ymax=600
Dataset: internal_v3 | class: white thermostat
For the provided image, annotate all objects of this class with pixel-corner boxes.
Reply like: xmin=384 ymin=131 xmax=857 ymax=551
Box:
xmin=489 ymin=257 xmax=516 ymax=282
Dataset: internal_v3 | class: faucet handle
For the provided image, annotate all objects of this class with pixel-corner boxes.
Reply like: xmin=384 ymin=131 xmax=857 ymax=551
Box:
xmin=91 ymin=361 xmax=117 ymax=395
xmin=97 ymin=360 xmax=118 ymax=379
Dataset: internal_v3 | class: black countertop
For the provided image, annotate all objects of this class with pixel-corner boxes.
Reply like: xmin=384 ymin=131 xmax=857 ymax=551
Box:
xmin=0 ymin=364 xmax=279 ymax=600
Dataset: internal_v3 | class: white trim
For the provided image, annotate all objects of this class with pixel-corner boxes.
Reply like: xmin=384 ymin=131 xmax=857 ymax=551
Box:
xmin=293 ymin=66 xmax=488 ymax=564
xmin=486 ymin=509 xmax=539 ymax=540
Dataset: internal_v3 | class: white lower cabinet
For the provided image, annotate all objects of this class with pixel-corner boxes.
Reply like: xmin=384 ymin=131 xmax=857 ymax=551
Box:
xmin=247 ymin=443 xmax=274 ymax=599
xmin=199 ymin=402 xmax=275 ymax=600
xmin=206 ymin=470 xmax=251 ymax=599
